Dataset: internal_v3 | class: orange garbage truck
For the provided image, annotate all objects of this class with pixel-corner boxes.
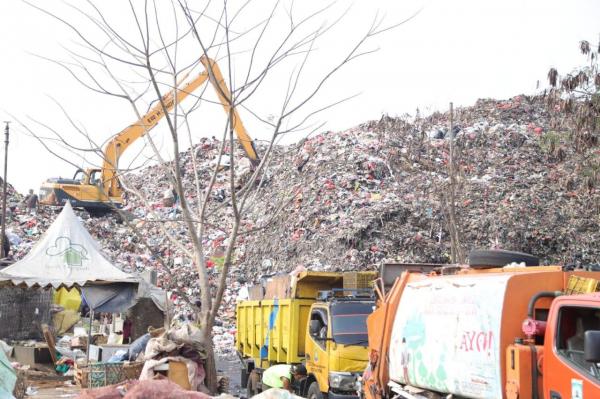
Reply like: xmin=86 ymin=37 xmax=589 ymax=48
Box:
xmin=363 ymin=251 xmax=600 ymax=399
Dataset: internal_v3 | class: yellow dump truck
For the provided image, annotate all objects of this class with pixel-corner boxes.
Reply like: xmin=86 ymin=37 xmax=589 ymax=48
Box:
xmin=236 ymin=271 xmax=376 ymax=399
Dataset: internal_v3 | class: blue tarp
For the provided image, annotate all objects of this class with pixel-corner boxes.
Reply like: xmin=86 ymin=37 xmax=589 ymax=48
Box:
xmin=260 ymin=298 xmax=279 ymax=358
xmin=81 ymin=283 xmax=137 ymax=313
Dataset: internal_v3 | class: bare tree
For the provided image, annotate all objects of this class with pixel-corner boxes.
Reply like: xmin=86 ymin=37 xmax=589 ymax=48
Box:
xmin=18 ymin=0 xmax=412 ymax=391
xmin=445 ymin=102 xmax=465 ymax=264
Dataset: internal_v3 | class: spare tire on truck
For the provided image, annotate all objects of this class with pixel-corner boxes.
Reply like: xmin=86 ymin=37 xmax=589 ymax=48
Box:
xmin=468 ymin=249 xmax=539 ymax=268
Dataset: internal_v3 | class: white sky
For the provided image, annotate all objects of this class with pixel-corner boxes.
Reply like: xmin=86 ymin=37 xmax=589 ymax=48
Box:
xmin=0 ymin=0 xmax=598 ymax=194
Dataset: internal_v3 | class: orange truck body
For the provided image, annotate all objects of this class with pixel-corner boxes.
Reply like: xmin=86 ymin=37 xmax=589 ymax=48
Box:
xmin=363 ymin=265 xmax=600 ymax=399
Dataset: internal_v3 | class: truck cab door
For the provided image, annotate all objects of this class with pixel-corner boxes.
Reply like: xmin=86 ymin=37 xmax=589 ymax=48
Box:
xmin=305 ymin=306 xmax=330 ymax=393
xmin=544 ymin=303 xmax=600 ymax=398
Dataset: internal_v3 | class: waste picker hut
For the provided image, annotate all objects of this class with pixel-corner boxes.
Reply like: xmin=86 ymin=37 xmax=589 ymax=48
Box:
xmin=0 ymin=202 xmax=139 ymax=359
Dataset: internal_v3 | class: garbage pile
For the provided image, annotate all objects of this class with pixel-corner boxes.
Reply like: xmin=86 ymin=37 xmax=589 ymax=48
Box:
xmin=239 ymin=95 xmax=600 ymax=270
xmin=3 ymin=94 xmax=599 ymax=334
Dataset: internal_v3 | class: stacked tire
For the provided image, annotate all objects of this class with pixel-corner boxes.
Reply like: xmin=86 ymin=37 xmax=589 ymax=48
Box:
xmin=468 ymin=249 xmax=539 ymax=268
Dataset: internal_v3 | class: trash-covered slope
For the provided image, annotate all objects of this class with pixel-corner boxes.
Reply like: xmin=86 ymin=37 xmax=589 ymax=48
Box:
xmin=238 ymin=95 xmax=600 ymax=271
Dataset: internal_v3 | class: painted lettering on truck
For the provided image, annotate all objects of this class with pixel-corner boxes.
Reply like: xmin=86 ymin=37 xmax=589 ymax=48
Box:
xmin=459 ymin=330 xmax=494 ymax=354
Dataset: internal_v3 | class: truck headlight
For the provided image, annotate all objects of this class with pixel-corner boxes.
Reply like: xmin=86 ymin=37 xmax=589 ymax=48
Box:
xmin=329 ymin=372 xmax=357 ymax=391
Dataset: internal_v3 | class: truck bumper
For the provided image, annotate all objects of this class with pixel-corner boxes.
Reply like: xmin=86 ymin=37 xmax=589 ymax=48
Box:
xmin=328 ymin=392 xmax=359 ymax=399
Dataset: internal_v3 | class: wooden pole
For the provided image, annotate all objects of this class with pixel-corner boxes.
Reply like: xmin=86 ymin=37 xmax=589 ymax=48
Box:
xmin=165 ymin=290 xmax=171 ymax=328
xmin=448 ymin=104 xmax=456 ymax=263
xmin=87 ymin=308 xmax=94 ymax=364
xmin=447 ymin=103 xmax=464 ymax=264
xmin=0 ymin=122 xmax=9 ymax=259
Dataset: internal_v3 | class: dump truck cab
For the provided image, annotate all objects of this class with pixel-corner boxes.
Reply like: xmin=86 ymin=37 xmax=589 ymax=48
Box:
xmin=305 ymin=293 xmax=373 ymax=399
xmin=236 ymin=271 xmax=376 ymax=399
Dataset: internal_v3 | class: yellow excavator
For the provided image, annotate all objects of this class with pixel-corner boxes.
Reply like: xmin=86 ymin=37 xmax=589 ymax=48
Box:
xmin=39 ymin=56 xmax=259 ymax=214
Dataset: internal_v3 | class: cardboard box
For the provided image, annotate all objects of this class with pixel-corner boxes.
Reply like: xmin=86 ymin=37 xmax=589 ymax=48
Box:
xmin=13 ymin=345 xmax=53 ymax=365
xmin=99 ymin=344 xmax=129 ymax=362
xmin=88 ymin=344 xmax=101 ymax=362
xmin=248 ymin=284 xmax=264 ymax=300
xmin=264 ymin=275 xmax=291 ymax=299
xmin=168 ymin=361 xmax=191 ymax=390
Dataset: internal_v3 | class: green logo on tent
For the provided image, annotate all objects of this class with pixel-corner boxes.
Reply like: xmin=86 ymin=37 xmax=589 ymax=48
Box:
xmin=46 ymin=237 xmax=89 ymax=267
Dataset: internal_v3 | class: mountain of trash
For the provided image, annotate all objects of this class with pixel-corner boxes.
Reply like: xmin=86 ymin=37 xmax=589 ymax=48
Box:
xmin=3 ymin=94 xmax=600 ymax=330
xmin=238 ymin=94 xmax=600 ymax=272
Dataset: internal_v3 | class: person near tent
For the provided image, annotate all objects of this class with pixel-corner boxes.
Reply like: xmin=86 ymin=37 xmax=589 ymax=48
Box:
xmin=123 ymin=316 xmax=133 ymax=343
xmin=0 ymin=232 xmax=10 ymax=259
xmin=23 ymin=189 xmax=38 ymax=214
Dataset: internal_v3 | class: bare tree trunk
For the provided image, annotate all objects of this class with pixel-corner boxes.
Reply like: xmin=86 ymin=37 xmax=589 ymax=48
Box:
xmin=201 ymin=313 xmax=217 ymax=392
xmin=447 ymin=102 xmax=465 ymax=263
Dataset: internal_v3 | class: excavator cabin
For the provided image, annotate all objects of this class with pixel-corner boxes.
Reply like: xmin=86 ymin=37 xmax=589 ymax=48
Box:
xmin=39 ymin=168 xmax=116 ymax=214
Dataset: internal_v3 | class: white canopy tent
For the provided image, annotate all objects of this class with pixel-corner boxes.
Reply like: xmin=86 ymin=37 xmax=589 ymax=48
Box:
xmin=0 ymin=203 xmax=140 ymax=360
xmin=0 ymin=202 xmax=137 ymax=288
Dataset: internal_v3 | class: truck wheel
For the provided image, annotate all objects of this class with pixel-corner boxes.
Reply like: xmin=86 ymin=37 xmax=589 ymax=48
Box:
xmin=246 ymin=370 xmax=260 ymax=398
xmin=246 ymin=378 xmax=253 ymax=398
xmin=468 ymin=249 xmax=539 ymax=268
xmin=241 ymin=368 xmax=249 ymax=396
xmin=307 ymin=382 xmax=323 ymax=399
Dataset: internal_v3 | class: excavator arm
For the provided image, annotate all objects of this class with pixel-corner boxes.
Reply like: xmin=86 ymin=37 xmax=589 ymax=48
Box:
xmin=101 ymin=55 xmax=259 ymax=197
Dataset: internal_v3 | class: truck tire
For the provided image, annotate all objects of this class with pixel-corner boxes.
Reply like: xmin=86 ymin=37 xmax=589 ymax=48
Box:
xmin=307 ymin=382 xmax=323 ymax=399
xmin=468 ymin=249 xmax=539 ymax=268
xmin=246 ymin=378 xmax=254 ymax=399
xmin=241 ymin=368 xmax=249 ymax=396
xmin=246 ymin=370 xmax=260 ymax=398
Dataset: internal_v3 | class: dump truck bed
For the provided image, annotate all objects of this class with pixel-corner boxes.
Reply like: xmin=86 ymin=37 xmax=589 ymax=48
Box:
xmin=237 ymin=271 xmax=376 ymax=368
xmin=236 ymin=298 xmax=314 ymax=366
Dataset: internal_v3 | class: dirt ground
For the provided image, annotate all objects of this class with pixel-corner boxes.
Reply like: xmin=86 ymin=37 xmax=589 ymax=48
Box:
xmin=217 ymin=353 xmax=243 ymax=397
xmin=30 ymin=385 xmax=81 ymax=398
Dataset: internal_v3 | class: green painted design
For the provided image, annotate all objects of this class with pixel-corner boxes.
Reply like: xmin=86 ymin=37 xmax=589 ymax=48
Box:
xmin=418 ymin=363 xmax=427 ymax=378
xmin=436 ymin=364 xmax=447 ymax=381
xmin=64 ymin=248 xmax=83 ymax=266
xmin=46 ymin=236 xmax=89 ymax=267
xmin=401 ymin=306 xmax=449 ymax=392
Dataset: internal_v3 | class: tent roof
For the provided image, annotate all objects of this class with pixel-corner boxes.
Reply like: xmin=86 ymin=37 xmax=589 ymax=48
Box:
xmin=0 ymin=202 xmax=137 ymax=288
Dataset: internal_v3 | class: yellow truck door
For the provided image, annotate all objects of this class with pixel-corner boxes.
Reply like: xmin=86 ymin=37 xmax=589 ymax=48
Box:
xmin=305 ymin=305 xmax=330 ymax=393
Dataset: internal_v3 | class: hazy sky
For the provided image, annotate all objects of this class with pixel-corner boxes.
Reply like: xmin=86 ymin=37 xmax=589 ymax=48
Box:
xmin=0 ymin=0 xmax=598 ymax=194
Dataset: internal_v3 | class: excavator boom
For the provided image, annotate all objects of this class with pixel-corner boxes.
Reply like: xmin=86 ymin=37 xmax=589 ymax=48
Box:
xmin=102 ymin=55 xmax=259 ymax=197
xmin=40 ymin=56 xmax=259 ymax=211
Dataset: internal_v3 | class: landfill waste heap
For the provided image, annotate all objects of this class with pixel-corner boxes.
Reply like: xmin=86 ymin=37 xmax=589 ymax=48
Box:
xmin=2 ymin=94 xmax=600 ymax=353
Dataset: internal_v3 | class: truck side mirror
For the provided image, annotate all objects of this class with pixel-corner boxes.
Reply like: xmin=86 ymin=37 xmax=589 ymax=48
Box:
xmin=309 ymin=320 xmax=321 ymax=336
xmin=584 ymin=330 xmax=600 ymax=363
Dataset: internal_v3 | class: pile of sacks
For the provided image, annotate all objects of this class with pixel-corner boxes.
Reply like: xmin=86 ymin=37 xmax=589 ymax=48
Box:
xmin=104 ymin=322 xmax=208 ymax=392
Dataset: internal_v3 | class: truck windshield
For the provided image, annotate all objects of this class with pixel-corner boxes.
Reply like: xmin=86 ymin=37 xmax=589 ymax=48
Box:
xmin=331 ymin=302 xmax=373 ymax=346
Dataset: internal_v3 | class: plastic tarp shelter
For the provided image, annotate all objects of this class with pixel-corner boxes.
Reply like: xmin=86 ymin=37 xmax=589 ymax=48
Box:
xmin=0 ymin=202 xmax=141 ymax=361
xmin=136 ymin=278 xmax=167 ymax=312
xmin=0 ymin=202 xmax=138 ymax=289
xmin=81 ymin=283 xmax=138 ymax=313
